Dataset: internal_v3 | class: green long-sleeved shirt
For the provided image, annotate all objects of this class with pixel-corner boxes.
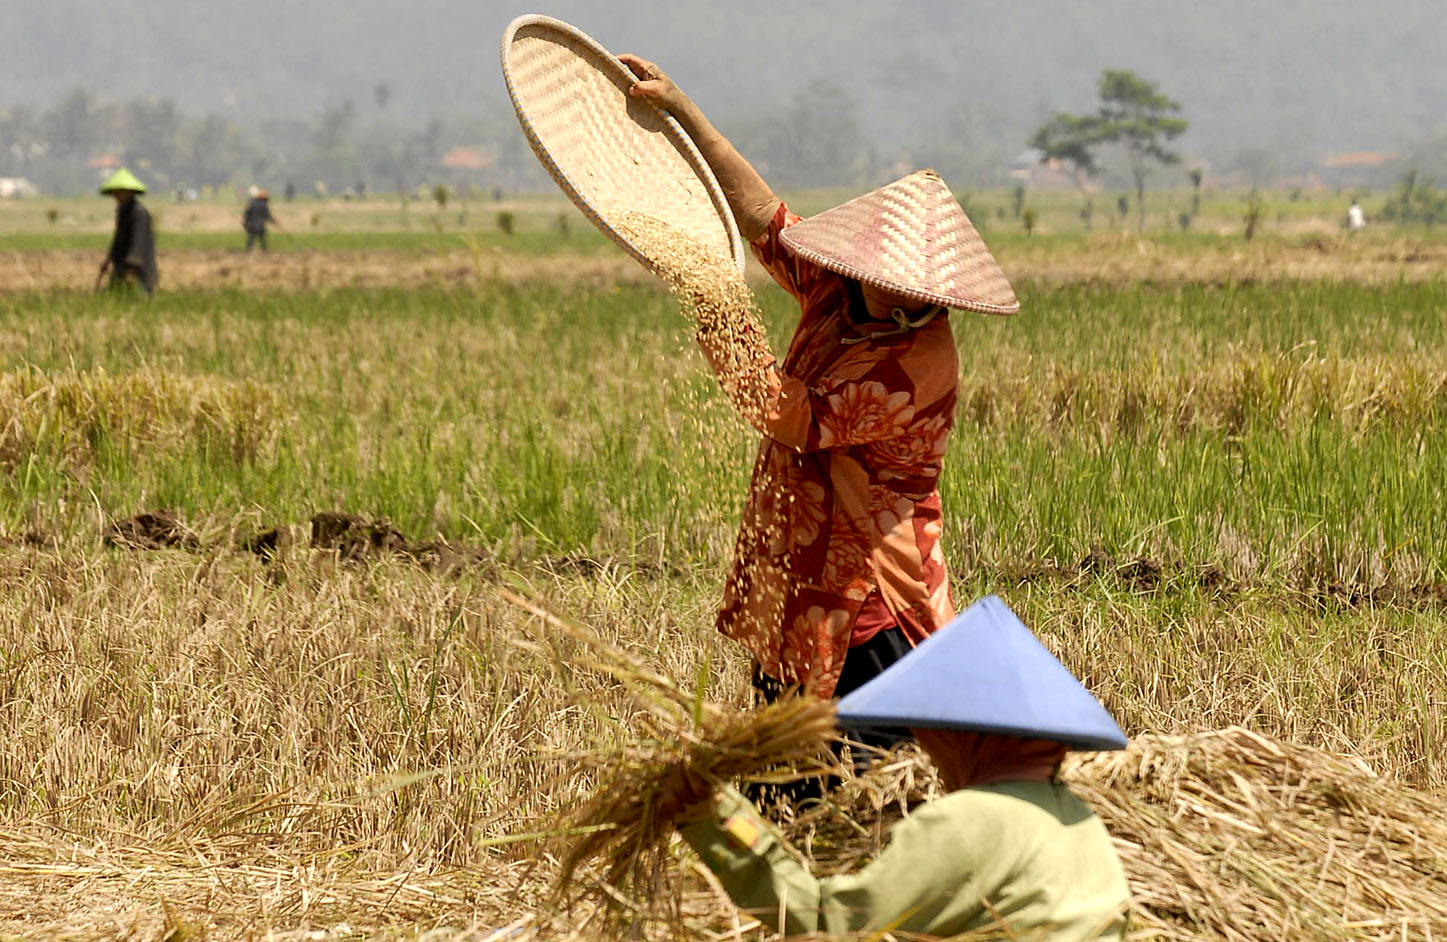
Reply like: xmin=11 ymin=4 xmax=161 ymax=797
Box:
xmin=681 ymin=783 xmax=1129 ymax=939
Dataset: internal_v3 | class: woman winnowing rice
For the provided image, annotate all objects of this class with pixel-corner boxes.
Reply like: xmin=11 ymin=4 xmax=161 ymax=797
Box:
xmin=619 ymin=55 xmax=1020 ymax=751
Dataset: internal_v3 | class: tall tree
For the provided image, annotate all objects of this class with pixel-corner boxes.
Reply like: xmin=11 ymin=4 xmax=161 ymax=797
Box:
xmin=313 ymin=100 xmax=358 ymax=154
xmin=1029 ymin=113 xmax=1102 ymax=191
xmin=122 ymin=98 xmax=183 ymax=184
xmin=1095 ymin=70 xmax=1187 ymax=231
xmin=785 ymin=80 xmax=864 ymax=187
xmin=183 ymin=114 xmax=235 ymax=187
xmin=1029 ymin=69 xmax=1187 ymax=231
xmin=312 ymin=100 xmax=360 ymax=183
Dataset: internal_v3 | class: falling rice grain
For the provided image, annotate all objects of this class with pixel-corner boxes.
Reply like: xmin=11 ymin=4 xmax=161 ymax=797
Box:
xmin=611 ymin=212 xmax=793 ymax=689
xmin=612 ymin=212 xmax=775 ymax=431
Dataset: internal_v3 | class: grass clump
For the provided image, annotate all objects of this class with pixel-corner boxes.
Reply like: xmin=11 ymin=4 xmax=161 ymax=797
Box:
xmin=0 ymin=365 xmax=285 ymax=469
xmin=958 ymin=351 xmax=1447 ymax=437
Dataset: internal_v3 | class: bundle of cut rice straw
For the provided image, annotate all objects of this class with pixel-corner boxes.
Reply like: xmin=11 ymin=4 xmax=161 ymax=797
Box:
xmin=555 ymin=689 xmax=836 ymax=921
xmin=498 ymin=590 xmax=837 ymax=928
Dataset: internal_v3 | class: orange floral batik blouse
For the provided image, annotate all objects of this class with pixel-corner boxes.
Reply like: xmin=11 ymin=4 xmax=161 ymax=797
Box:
xmin=698 ymin=203 xmax=958 ymax=697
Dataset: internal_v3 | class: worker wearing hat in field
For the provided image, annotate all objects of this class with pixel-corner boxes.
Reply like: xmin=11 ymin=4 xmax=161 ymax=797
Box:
xmin=666 ymin=596 xmax=1132 ymax=938
xmin=243 ymin=186 xmax=281 ymax=252
xmin=620 ymin=56 xmax=1018 ymax=755
xmin=96 ymin=167 xmax=158 ymax=294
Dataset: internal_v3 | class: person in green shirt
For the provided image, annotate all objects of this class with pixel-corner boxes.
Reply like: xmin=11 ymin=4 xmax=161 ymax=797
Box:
xmin=670 ymin=595 xmax=1132 ymax=939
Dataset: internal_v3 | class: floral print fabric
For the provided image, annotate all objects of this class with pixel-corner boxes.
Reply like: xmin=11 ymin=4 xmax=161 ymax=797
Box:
xmin=699 ymin=203 xmax=958 ymax=697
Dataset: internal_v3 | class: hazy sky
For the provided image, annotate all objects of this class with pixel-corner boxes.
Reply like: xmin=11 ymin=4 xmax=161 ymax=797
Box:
xmin=5 ymin=0 xmax=1444 ymax=161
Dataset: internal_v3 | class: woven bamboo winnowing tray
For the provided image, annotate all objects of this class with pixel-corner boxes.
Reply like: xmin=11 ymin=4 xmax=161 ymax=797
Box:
xmin=501 ymin=14 xmax=746 ymax=274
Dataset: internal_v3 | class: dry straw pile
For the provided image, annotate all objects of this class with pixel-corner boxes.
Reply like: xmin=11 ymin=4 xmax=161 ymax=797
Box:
xmin=560 ymin=721 xmax=1447 ymax=941
xmin=504 ymin=590 xmax=836 ymax=929
xmin=1072 ymin=727 xmax=1447 ymax=940
xmin=6 ymin=551 xmax=1446 ymax=940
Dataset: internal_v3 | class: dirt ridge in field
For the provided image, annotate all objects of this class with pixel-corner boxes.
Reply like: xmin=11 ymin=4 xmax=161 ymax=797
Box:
xmin=5 ymin=236 xmax=1447 ymax=293
xmin=0 ymin=248 xmax=653 ymax=293
xmin=33 ymin=509 xmax=1447 ymax=616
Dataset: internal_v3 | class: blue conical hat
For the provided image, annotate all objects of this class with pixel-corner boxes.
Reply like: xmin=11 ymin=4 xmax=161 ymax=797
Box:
xmin=835 ymin=596 xmax=1127 ymax=751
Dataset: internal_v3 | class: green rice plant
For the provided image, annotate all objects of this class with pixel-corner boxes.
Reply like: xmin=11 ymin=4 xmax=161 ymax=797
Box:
xmin=1 ymin=276 xmax=1443 ymax=586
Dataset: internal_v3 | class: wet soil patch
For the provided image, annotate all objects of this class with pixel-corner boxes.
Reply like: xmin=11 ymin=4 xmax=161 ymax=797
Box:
xmin=105 ymin=511 xmax=198 ymax=550
xmin=308 ymin=511 xmax=493 ymax=575
xmin=408 ymin=539 xmax=494 ymax=577
xmin=237 ymin=526 xmax=288 ymax=560
xmin=1306 ymin=580 xmax=1447 ymax=611
xmin=989 ymin=547 xmax=1233 ymax=598
xmin=310 ymin=512 xmax=408 ymax=559
xmin=1077 ymin=544 xmax=1169 ymax=590
xmin=991 ymin=547 xmax=1447 ymax=612
xmin=79 ymin=511 xmax=1447 ymax=610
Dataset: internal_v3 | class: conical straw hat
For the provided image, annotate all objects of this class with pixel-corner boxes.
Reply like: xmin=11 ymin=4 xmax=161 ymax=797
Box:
xmin=99 ymin=167 xmax=147 ymax=195
xmin=500 ymin=14 xmax=745 ymax=274
xmin=780 ymin=170 xmax=1018 ymax=316
xmin=836 ymin=596 xmax=1126 ymax=751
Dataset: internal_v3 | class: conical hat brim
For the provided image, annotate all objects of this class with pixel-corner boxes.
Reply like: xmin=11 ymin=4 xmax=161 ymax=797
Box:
xmin=99 ymin=169 xmax=147 ymax=194
xmin=780 ymin=170 xmax=1018 ymax=316
xmin=835 ymin=596 xmax=1127 ymax=751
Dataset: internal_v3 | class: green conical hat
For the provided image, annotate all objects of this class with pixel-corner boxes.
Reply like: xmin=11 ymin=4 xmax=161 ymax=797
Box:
xmin=99 ymin=168 xmax=147 ymax=195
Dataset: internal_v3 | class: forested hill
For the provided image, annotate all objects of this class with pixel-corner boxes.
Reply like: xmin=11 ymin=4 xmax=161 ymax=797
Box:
xmin=4 ymin=0 xmax=1444 ymax=174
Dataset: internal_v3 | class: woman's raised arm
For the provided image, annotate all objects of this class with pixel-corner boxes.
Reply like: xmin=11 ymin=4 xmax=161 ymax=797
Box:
xmin=617 ymin=53 xmax=780 ymax=242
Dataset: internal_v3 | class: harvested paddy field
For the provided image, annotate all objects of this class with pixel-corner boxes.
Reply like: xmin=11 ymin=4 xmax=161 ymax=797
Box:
xmin=7 ymin=195 xmax=1447 ymax=293
xmin=7 ymin=230 xmax=1447 ymax=294
xmin=0 ymin=247 xmax=649 ymax=294
xmin=1 ymin=226 xmax=1445 ymax=938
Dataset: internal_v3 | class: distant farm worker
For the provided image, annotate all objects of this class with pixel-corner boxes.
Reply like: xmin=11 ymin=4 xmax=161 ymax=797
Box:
xmin=619 ymin=55 xmax=1019 ymax=756
xmin=95 ymin=167 xmax=158 ymax=295
xmin=1347 ymin=199 xmax=1366 ymax=233
xmin=663 ymin=596 xmax=1132 ymax=938
xmin=243 ymin=186 xmax=281 ymax=251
